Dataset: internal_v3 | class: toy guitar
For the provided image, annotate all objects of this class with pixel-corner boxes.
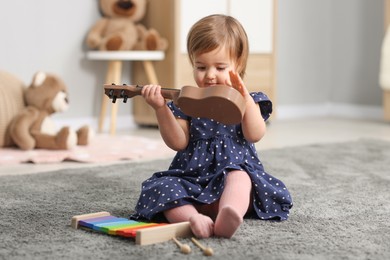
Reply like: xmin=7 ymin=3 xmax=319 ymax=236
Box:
xmin=104 ymin=84 xmax=246 ymax=125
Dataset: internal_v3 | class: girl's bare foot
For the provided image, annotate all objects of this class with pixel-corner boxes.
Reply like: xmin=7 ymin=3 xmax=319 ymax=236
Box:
xmin=189 ymin=213 xmax=214 ymax=238
xmin=214 ymin=206 xmax=243 ymax=238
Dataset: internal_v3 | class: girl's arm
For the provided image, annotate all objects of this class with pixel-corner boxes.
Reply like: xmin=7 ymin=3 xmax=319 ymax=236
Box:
xmin=141 ymin=85 xmax=190 ymax=151
xmin=228 ymin=71 xmax=266 ymax=143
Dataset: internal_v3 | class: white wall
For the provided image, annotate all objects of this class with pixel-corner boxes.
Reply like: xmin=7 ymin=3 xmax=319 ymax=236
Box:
xmin=0 ymin=0 xmax=132 ymax=128
xmin=277 ymin=0 xmax=384 ymax=119
xmin=0 ymin=0 xmax=385 ymax=130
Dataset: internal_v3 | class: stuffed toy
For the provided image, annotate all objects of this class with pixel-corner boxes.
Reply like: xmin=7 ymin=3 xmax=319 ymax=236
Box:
xmin=5 ymin=72 xmax=93 ymax=150
xmin=86 ymin=0 xmax=168 ymax=51
xmin=0 ymin=70 xmax=25 ymax=148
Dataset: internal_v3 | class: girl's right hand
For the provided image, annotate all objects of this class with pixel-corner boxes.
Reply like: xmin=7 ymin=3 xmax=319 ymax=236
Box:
xmin=141 ymin=84 xmax=166 ymax=110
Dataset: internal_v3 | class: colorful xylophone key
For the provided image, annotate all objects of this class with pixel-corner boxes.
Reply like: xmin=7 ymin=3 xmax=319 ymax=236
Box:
xmin=71 ymin=212 xmax=192 ymax=245
xmin=79 ymin=216 xmax=166 ymax=236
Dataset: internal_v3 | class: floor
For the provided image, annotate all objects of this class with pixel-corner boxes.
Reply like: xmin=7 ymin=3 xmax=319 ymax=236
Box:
xmin=2 ymin=117 xmax=390 ymax=176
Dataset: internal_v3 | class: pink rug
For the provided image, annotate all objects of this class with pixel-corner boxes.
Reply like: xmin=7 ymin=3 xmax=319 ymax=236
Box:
xmin=0 ymin=134 xmax=175 ymax=165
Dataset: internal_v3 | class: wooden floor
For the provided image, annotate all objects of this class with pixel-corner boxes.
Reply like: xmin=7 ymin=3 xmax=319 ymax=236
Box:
xmin=2 ymin=117 xmax=390 ymax=176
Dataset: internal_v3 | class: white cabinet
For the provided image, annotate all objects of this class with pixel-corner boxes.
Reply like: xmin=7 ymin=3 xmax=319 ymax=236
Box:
xmin=179 ymin=1 xmax=228 ymax=53
xmin=132 ymin=0 xmax=277 ymax=125
xmin=180 ymin=0 xmax=273 ymax=53
xmin=230 ymin=0 xmax=273 ymax=53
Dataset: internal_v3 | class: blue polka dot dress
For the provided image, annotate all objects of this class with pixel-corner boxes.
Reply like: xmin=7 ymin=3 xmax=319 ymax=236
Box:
xmin=131 ymin=92 xmax=293 ymax=221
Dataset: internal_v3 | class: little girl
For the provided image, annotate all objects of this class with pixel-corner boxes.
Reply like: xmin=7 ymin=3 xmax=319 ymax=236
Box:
xmin=131 ymin=14 xmax=293 ymax=238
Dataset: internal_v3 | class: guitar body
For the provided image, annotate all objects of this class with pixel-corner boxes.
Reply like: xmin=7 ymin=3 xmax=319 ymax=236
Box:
xmin=104 ymin=84 xmax=246 ymax=125
xmin=177 ymin=86 xmax=246 ymax=125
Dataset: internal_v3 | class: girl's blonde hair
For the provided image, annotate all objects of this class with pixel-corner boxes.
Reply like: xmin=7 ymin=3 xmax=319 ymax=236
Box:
xmin=187 ymin=14 xmax=249 ymax=78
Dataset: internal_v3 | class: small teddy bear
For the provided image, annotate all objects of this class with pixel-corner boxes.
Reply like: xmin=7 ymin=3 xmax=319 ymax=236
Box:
xmin=86 ymin=0 xmax=168 ymax=51
xmin=7 ymin=72 xmax=93 ymax=150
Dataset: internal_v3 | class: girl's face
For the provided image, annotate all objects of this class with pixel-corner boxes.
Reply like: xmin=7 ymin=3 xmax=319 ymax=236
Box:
xmin=193 ymin=46 xmax=236 ymax=88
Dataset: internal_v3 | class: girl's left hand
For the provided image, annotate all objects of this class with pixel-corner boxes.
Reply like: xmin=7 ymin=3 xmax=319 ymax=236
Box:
xmin=227 ymin=71 xmax=248 ymax=97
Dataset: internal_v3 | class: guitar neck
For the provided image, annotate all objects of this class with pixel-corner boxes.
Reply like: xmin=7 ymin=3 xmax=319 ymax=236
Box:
xmin=104 ymin=84 xmax=180 ymax=103
xmin=104 ymin=84 xmax=246 ymax=124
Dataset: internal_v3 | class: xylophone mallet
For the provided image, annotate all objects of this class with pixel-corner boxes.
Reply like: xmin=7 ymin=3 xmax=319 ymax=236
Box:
xmin=172 ymin=237 xmax=191 ymax=254
xmin=191 ymin=237 xmax=213 ymax=256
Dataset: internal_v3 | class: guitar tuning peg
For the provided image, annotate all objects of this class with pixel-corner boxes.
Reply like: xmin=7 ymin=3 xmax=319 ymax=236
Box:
xmin=120 ymin=89 xmax=125 ymax=97
xmin=112 ymin=96 xmax=117 ymax=103
xmin=108 ymin=89 xmax=114 ymax=98
xmin=123 ymin=83 xmax=127 ymax=86
xmin=123 ymin=96 xmax=128 ymax=103
xmin=111 ymin=83 xmax=115 ymax=85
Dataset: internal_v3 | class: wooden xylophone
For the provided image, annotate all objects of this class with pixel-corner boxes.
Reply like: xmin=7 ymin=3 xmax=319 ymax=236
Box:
xmin=71 ymin=211 xmax=192 ymax=245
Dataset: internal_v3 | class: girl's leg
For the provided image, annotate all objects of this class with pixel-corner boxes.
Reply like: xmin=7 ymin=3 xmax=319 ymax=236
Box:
xmin=164 ymin=204 xmax=214 ymax=238
xmin=214 ymin=170 xmax=252 ymax=238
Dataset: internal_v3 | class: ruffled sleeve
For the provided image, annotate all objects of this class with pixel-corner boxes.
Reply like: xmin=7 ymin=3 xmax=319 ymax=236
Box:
xmin=250 ymin=92 xmax=273 ymax=121
xmin=167 ymin=101 xmax=190 ymax=120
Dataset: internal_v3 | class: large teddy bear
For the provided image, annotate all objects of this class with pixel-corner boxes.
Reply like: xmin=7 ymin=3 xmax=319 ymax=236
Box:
xmin=5 ymin=72 xmax=92 ymax=150
xmin=86 ymin=0 xmax=168 ymax=51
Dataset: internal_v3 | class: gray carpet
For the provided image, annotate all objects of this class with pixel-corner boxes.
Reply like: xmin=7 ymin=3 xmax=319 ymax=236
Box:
xmin=1 ymin=139 xmax=390 ymax=260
